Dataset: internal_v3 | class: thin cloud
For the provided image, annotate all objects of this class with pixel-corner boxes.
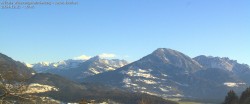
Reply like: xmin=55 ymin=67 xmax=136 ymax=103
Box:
xmin=98 ymin=53 xmax=116 ymax=58
xmin=74 ymin=55 xmax=92 ymax=60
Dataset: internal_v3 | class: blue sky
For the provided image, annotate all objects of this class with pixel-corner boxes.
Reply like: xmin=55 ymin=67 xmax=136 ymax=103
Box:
xmin=0 ymin=0 xmax=250 ymax=64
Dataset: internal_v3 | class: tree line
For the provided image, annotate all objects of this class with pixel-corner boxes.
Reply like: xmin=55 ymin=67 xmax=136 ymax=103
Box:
xmin=223 ymin=87 xmax=250 ymax=104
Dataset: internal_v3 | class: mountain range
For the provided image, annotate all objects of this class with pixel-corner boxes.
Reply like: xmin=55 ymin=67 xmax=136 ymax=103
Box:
xmin=1 ymin=48 xmax=250 ymax=103
xmin=0 ymin=52 xmax=176 ymax=104
xmin=29 ymin=56 xmax=128 ymax=82
xmin=83 ymin=48 xmax=250 ymax=102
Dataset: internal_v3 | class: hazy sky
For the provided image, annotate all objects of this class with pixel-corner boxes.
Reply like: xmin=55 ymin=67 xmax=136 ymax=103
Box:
xmin=0 ymin=0 xmax=249 ymax=64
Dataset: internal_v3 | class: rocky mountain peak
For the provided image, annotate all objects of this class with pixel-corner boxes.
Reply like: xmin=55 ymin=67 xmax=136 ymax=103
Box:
xmin=194 ymin=55 xmax=236 ymax=71
xmin=141 ymin=48 xmax=202 ymax=72
xmin=85 ymin=56 xmax=101 ymax=63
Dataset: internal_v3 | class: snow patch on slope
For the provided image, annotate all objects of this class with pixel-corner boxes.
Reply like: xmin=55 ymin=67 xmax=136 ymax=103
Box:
xmin=135 ymin=79 xmax=157 ymax=84
xmin=223 ymin=82 xmax=246 ymax=87
xmin=120 ymin=68 xmax=157 ymax=79
xmin=90 ymin=68 xmax=101 ymax=74
xmin=159 ymin=87 xmax=169 ymax=92
xmin=25 ymin=83 xmax=59 ymax=93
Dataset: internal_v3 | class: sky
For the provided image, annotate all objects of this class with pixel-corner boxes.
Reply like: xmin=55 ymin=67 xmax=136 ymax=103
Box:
xmin=0 ymin=0 xmax=250 ymax=64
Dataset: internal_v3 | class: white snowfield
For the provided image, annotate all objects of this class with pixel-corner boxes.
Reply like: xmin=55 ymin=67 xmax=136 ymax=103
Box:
xmin=223 ymin=82 xmax=246 ymax=87
xmin=135 ymin=79 xmax=157 ymax=84
xmin=25 ymin=83 xmax=59 ymax=93
xmin=120 ymin=68 xmax=157 ymax=79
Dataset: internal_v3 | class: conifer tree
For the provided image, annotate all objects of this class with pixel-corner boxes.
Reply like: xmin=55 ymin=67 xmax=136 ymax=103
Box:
xmin=223 ymin=90 xmax=239 ymax=104
xmin=239 ymin=87 xmax=250 ymax=104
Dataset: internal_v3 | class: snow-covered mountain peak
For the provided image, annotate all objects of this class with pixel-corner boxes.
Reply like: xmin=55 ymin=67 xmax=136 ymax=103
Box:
xmin=30 ymin=59 xmax=85 ymax=73
xmin=38 ymin=62 xmax=50 ymax=66
xmin=194 ymin=55 xmax=235 ymax=71
xmin=30 ymin=55 xmax=129 ymax=80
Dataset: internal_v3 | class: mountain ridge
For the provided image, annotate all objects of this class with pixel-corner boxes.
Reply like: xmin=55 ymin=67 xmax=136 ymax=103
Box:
xmin=83 ymin=48 xmax=250 ymax=102
xmin=30 ymin=55 xmax=128 ymax=82
xmin=0 ymin=53 xmax=177 ymax=104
